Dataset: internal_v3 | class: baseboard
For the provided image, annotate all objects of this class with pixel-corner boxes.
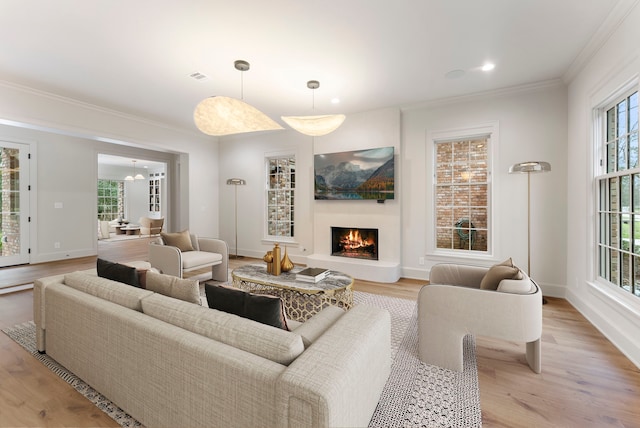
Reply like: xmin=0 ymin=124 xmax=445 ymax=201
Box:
xmin=566 ymin=286 xmax=640 ymax=369
xmin=0 ymin=283 xmax=34 ymax=295
xmin=30 ymin=248 xmax=96 ymax=264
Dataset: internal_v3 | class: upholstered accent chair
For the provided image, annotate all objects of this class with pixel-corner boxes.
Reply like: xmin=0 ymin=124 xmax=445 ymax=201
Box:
xmin=98 ymin=221 xmax=111 ymax=239
xmin=418 ymin=262 xmax=542 ymax=373
xmin=139 ymin=217 xmax=164 ymax=235
xmin=148 ymin=231 xmax=228 ymax=282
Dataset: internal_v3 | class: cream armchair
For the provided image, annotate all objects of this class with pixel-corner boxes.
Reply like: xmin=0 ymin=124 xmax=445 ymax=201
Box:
xmin=139 ymin=217 xmax=164 ymax=235
xmin=418 ymin=263 xmax=542 ymax=373
xmin=149 ymin=232 xmax=228 ymax=282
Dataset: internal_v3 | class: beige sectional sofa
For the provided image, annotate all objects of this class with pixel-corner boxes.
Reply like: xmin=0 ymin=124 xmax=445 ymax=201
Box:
xmin=34 ymin=270 xmax=391 ymax=428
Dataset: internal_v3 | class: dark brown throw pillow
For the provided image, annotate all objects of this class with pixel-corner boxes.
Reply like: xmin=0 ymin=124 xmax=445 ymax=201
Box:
xmin=205 ymin=283 xmax=289 ymax=330
xmin=97 ymin=258 xmax=140 ymax=288
xmin=204 ymin=283 xmax=245 ymax=316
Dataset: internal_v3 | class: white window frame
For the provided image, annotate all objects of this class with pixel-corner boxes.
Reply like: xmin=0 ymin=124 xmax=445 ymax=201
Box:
xmin=593 ymin=83 xmax=640 ymax=299
xmin=426 ymin=122 xmax=498 ymax=261
xmin=263 ymin=150 xmax=297 ymax=244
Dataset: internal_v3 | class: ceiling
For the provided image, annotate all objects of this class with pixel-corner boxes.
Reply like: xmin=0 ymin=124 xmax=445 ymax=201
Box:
xmin=0 ymin=0 xmax=625 ymax=136
xmin=98 ymin=154 xmax=166 ymax=171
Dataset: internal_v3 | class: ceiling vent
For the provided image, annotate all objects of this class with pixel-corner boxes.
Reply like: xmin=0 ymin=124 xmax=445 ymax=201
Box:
xmin=189 ymin=72 xmax=208 ymax=81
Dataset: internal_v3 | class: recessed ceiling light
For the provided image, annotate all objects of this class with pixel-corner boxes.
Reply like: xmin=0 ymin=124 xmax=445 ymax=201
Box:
xmin=481 ymin=63 xmax=495 ymax=72
xmin=331 ymin=98 xmax=340 ymax=104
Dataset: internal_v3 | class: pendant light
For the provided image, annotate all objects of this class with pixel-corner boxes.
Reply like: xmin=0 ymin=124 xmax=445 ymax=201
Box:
xmin=194 ymin=60 xmax=283 ymax=137
xmin=282 ymin=80 xmax=346 ymax=137
xmin=125 ymin=160 xmax=145 ymax=181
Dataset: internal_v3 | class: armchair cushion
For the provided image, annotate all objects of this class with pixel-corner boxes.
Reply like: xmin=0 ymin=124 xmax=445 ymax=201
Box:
xmin=181 ymin=251 xmax=222 ymax=270
xmin=480 ymin=257 xmax=521 ymax=290
xmin=161 ymin=230 xmax=194 ymax=252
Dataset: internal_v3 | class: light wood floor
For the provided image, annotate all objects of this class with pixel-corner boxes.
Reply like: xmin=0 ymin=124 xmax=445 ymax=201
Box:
xmin=0 ymin=238 xmax=639 ymax=427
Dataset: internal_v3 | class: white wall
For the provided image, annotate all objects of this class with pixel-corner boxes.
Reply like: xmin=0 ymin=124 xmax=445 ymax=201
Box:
xmin=0 ymin=81 xmax=220 ymax=263
xmin=566 ymin=2 xmax=640 ymax=367
xmin=402 ymin=83 xmax=569 ymax=295
xmin=218 ymin=89 xmax=568 ymax=291
xmin=218 ymin=128 xmax=314 ymax=262
xmin=218 ymin=108 xmax=402 ymax=275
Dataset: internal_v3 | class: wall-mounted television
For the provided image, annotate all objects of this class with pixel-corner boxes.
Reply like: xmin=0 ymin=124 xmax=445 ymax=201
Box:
xmin=314 ymin=146 xmax=394 ymax=200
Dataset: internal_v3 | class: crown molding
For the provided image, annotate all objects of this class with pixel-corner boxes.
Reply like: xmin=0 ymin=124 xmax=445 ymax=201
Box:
xmin=563 ymin=0 xmax=640 ymax=84
xmin=400 ymin=79 xmax=565 ymax=112
xmin=0 ymin=79 xmax=205 ymax=139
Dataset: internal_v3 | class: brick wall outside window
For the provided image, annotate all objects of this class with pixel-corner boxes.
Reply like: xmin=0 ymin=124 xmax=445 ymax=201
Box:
xmin=435 ymin=138 xmax=489 ymax=252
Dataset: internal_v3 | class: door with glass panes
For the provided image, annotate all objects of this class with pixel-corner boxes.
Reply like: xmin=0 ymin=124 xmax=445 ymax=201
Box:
xmin=0 ymin=141 xmax=30 ymax=267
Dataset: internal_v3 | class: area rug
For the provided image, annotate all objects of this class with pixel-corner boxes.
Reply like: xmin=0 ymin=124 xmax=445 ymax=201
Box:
xmin=2 ymin=292 xmax=481 ymax=428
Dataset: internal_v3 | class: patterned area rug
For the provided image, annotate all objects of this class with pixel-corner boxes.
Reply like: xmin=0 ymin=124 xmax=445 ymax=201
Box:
xmin=2 ymin=292 xmax=481 ymax=428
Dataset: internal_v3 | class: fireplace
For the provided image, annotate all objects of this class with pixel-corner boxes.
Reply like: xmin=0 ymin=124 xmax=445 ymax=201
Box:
xmin=331 ymin=227 xmax=378 ymax=260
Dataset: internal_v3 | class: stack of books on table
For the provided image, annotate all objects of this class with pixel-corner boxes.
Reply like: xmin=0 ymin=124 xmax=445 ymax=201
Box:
xmin=296 ymin=267 xmax=330 ymax=283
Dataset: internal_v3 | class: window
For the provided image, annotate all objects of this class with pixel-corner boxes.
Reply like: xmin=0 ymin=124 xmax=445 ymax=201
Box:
xmin=434 ymin=137 xmax=489 ymax=253
xmin=596 ymin=90 xmax=639 ymax=297
xmin=97 ymin=179 xmax=124 ymax=221
xmin=266 ymin=155 xmax=295 ymax=239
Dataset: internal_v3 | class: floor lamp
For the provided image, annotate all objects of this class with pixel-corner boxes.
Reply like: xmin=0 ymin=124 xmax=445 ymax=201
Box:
xmin=226 ymin=178 xmax=246 ymax=259
xmin=508 ymin=161 xmax=551 ymax=303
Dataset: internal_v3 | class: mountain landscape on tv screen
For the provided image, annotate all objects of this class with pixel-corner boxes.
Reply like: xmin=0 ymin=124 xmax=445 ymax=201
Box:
xmin=314 ymin=147 xmax=394 ymax=200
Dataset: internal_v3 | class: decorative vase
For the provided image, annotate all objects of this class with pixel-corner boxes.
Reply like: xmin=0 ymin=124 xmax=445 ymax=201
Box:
xmin=263 ymin=251 xmax=273 ymax=274
xmin=281 ymin=246 xmax=294 ymax=272
xmin=272 ymin=243 xmax=281 ymax=276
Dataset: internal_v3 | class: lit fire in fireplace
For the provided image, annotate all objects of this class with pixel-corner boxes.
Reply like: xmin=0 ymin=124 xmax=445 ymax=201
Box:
xmin=332 ymin=227 xmax=378 ymax=260
xmin=340 ymin=229 xmax=374 ymax=250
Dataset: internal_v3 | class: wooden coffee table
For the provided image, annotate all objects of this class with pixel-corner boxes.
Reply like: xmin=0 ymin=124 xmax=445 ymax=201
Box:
xmin=230 ymin=264 xmax=354 ymax=321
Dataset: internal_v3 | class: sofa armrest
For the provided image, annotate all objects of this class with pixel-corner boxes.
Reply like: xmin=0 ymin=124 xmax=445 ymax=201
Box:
xmin=148 ymin=243 xmax=183 ymax=278
xmin=276 ymin=304 xmax=391 ymax=428
xmin=33 ymin=268 xmax=96 ymax=352
xmin=198 ymin=238 xmax=229 ymax=282
xmin=33 ymin=273 xmax=67 ymax=352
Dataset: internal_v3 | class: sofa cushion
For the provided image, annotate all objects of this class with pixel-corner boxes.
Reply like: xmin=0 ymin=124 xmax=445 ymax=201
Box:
xmin=141 ymin=293 xmax=304 ymax=365
xmin=205 ymin=283 xmax=289 ymax=330
xmin=97 ymin=258 xmax=140 ymax=287
xmin=161 ymin=230 xmax=195 ymax=252
xmin=181 ymin=251 xmax=222 ymax=269
xmin=64 ymin=271 xmax=153 ymax=311
xmin=480 ymin=258 xmax=520 ymax=290
xmin=145 ymin=271 xmax=201 ymax=305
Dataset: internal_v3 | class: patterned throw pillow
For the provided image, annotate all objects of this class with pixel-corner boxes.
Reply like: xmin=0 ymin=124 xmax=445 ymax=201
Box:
xmin=205 ymin=283 xmax=289 ymax=331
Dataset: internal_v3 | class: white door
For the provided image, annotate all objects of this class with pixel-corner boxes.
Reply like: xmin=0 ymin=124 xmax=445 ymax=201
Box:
xmin=0 ymin=141 xmax=30 ymax=267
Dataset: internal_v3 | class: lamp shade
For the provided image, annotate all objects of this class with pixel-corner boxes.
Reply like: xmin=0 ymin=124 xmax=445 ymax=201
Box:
xmin=194 ymin=96 xmax=283 ymax=137
xmin=281 ymin=114 xmax=346 ymax=137
xmin=509 ymin=161 xmax=551 ymax=174
xmin=226 ymin=178 xmax=246 ymax=185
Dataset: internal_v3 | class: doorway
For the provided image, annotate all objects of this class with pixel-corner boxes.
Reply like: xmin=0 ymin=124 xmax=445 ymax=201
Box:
xmin=0 ymin=141 xmax=30 ymax=267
